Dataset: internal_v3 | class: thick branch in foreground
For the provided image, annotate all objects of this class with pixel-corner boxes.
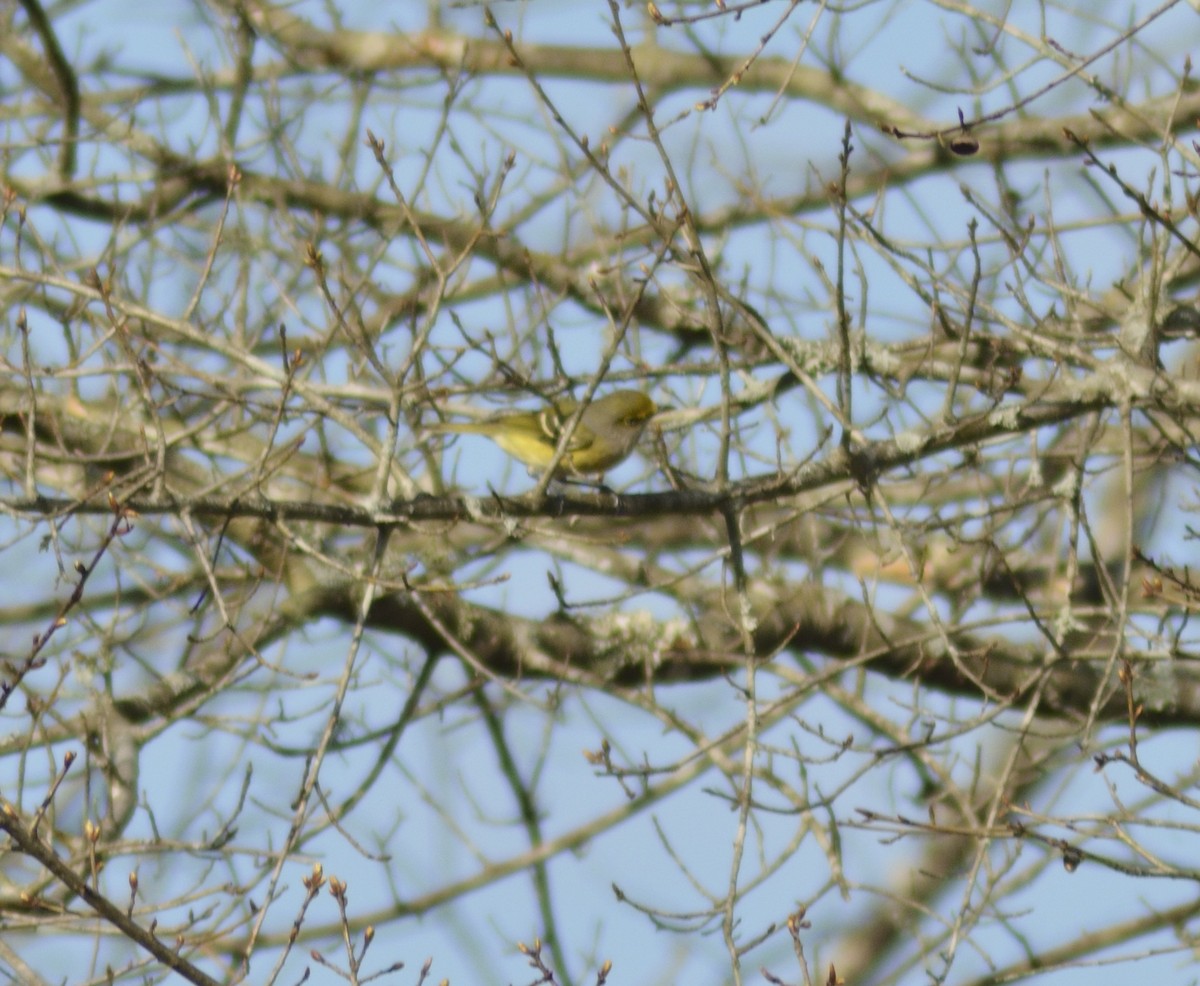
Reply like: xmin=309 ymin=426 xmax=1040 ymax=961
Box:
xmin=297 ymin=578 xmax=1197 ymax=728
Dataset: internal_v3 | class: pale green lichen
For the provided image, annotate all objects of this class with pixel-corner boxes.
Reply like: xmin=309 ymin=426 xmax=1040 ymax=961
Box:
xmin=589 ymin=610 xmax=695 ymax=668
xmin=1135 ymin=658 xmax=1177 ymax=712
xmin=895 ymin=429 xmax=927 ymax=454
xmin=987 ymin=403 xmax=1021 ymax=430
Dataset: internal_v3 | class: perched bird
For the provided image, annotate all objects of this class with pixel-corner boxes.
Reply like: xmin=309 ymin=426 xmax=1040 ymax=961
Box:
xmin=425 ymin=389 xmax=660 ymax=476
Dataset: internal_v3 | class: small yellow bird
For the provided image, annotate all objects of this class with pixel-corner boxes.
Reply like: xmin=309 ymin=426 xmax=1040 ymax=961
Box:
xmin=425 ymin=390 xmax=660 ymax=476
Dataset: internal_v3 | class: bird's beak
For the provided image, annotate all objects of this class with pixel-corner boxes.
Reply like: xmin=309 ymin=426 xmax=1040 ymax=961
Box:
xmin=649 ymin=404 xmax=676 ymax=427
